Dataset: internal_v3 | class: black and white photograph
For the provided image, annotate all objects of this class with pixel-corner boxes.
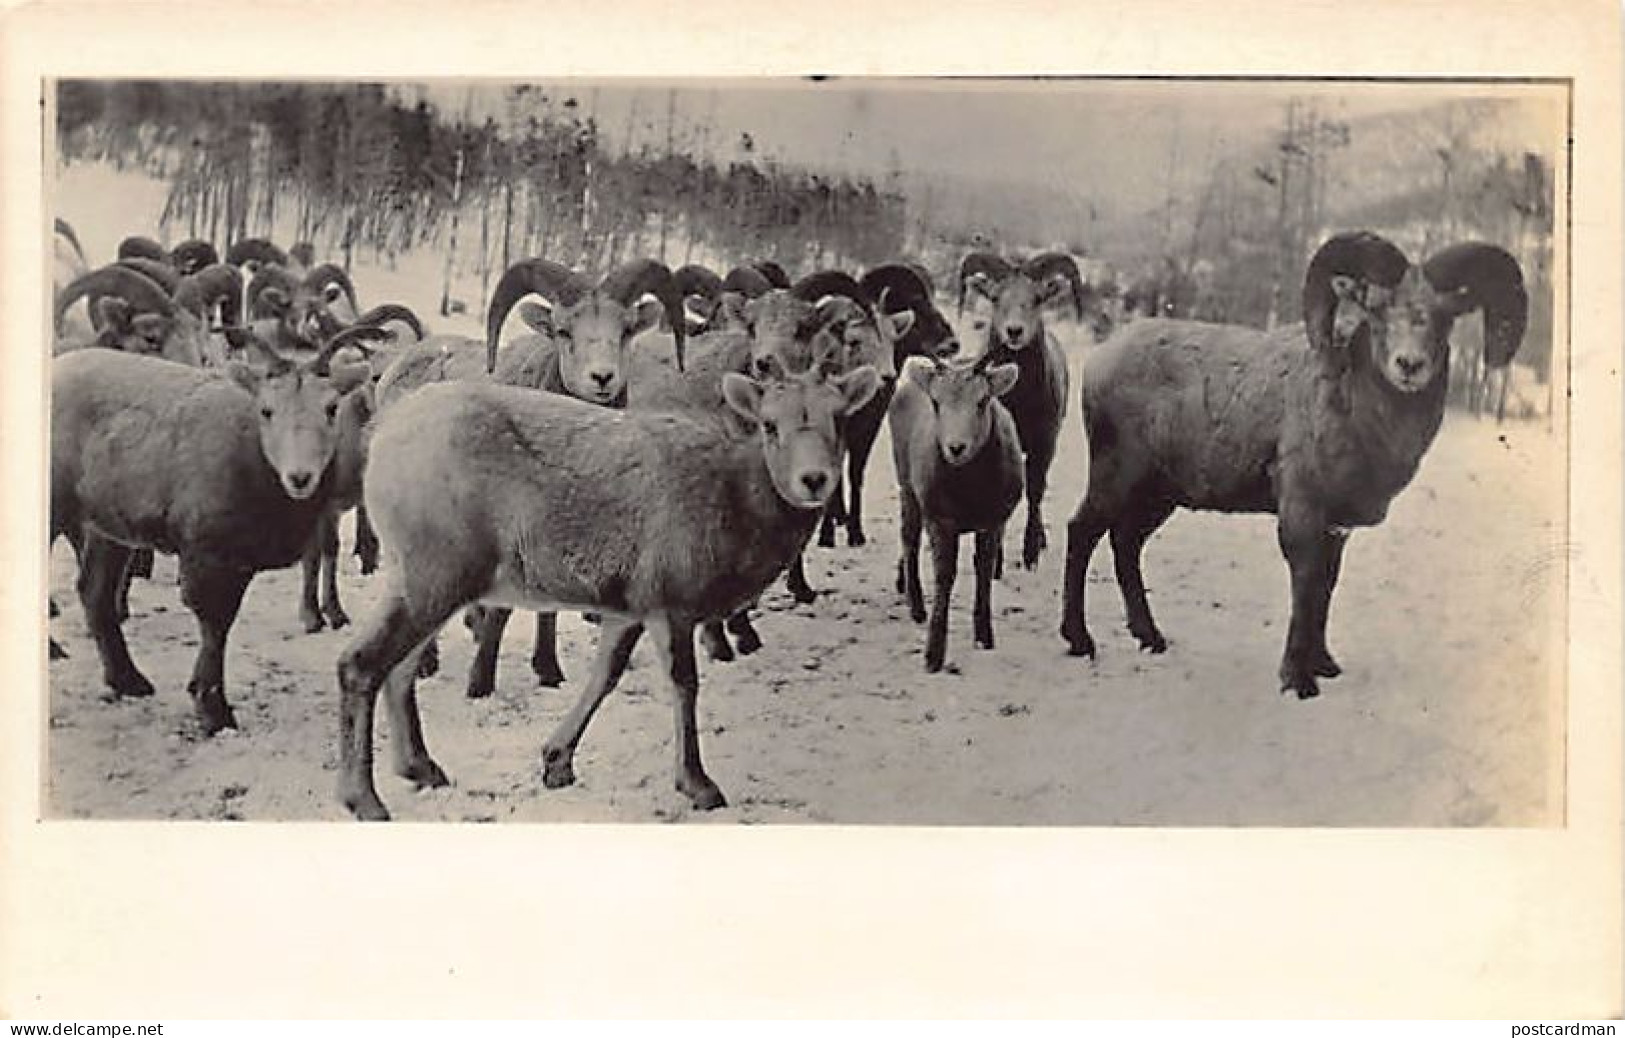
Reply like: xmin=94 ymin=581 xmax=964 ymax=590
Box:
xmin=42 ymin=76 xmax=1568 ymax=826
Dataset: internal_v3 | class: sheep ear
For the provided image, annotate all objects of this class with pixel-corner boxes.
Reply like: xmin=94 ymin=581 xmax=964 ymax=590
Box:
xmin=1329 ymin=274 xmax=1362 ymax=301
xmin=225 ymin=360 xmax=262 ymax=395
xmin=517 ymin=301 xmax=554 ymax=335
xmin=721 ymin=372 xmax=765 ymax=421
xmin=883 ymin=309 xmax=915 ymax=340
xmin=1036 ymin=274 xmax=1069 ymax=307
xmin=966 ymin=272 xmax=995 ymax=301
xmin=834 ymin=364 xmax=881 ymax=415
xmin=902 ymin=355 xmax=937 ymax=393
xmin=986 ymin=362 xmax=1020 ymax=398
xmin=631 ymin=297 xmax=664 ymax=335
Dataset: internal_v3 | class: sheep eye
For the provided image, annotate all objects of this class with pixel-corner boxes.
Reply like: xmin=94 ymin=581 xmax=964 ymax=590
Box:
xmin=260 ymin=407 xmax=274 ymax=420
xmin=324 ymin=402 xmax=339 ymax=421
xmin=761 ymin=420 xmax=778 ymax=438
xmin=324 ymin=287 xmax=343 ymax=303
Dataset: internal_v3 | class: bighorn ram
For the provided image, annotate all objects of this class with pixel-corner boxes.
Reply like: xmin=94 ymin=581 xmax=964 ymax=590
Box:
xmin=1058 ymin=232 xmax=1528 ymax=699
xmin=51 ymin=328 xmax=373 ymax=732
xmin=890 ymin=353 xmax=1024 ymax=671
xmin=957 ymin=251 xmax=1084 ymax=569
xmin=53 ymin=264 xmax=221 ymax=366
xmin=337 ymin=358 xmax=880 ymax=820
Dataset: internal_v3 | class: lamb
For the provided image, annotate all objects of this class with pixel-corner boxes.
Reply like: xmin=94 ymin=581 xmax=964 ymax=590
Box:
xmin=956 ymin=251 xmax=1085 ymax=569
xmin=1058 ymin=231 xmax=1528 ymax=699
xmin=51 ymin=328 xmax=373 ymax=732
xmin=336 ymin=358 xmax=880 ymax=820
xmin=889 ymin=354 xmax=1024 ymax=671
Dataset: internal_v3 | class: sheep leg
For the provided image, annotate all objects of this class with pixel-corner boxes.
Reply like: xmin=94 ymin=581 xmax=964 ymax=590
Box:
xmin=1060 ymin=443 xmax=1140 ymax=658
xmin=898 ymin=488 xmax=926 ymax=623
xmin=382 ymin=646 xmax=449 ymax=791
xmin=540 ymin=618 xmax=644 ymax=791
xmin=1020 ymin=440 xmax=1057 ymax=569
xmin=924 ymin=523 xmax=960 ymax=672
xmin=972 ymin=524 xmax=1001 ymax=650
xmin=178 ymin=560 xmax=253 ymax=734
xmin=1277 ymin=510 xmax=1336 ymax=699
xmin=1110 ymin=499 xmax=1176 ymax=653
xmin=844 ymin=429 xmax=877 ymax=547
xmin=416 ymin=636 xmax=440 ymax=678
xmin=338 ymin=592 xmax=459 ymax=821
xmin=465 ymin=605 xmax=513 ymax=699
xmin=352 ymin=501 xmax=380 ymax=575
xmin=700 ymin=619 xmax=735 ymax=662
xmin=1307 ymin=532 xmax=1347 ymax=678
xmin=78 ymin=534 xmax=155 ymax=701
xmin=319 ymin=512 xmax=348 ymax=630
xmin=785 ymin=550 xmax=816 ymax=604
xmin=817 ymin=480 xmax=844 ymax=548
xmin=299 ymin=532 xmax=325 ymax=633
xmin=113 ymin=554 xmax=136 ymax=623
xmin=530 ymin=612 xmax=566 ymax=687
xmin=648 ymin=616 xmax=725 ymax=810
xmin=725 ymin=609 xmax=762 ymax=655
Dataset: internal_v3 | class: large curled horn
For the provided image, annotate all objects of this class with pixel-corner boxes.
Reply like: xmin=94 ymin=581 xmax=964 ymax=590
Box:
xmin=174 ymin=263 xmax=244 ymax=326
xmin=353 ymin=303 xmax=425 ymax=341
xmin=485 ymin=258 xmax=591 ymax=373
xmin=1023 ymin=252 xmax=1089 ymax=320
xmin=673 ymin=264 xmax=724 ymax=305
xmin=723 ymin=265 xmax=775 ymax=299
xmin=957 ymin=251 xmax=1013 ymax=314
xmin=115 ymin=256 xmax=181 ymax=294
xmin=753 ymin=260 xmax=791 ymax=289
xmin=117 ymin=235 xmax=166 ymax=263
xmin=226 ymin=237 xmax=289 ymax=270
xmin=314 ymin=323 xmax=394 ymax=372
xmin=861 ymin=263 xmax=935 ymax=311
xmin=302 ymin=263 xmax=358 ymax=310
xmin=246 ymin=264 xmax=300 ymax=318
xmin=600 ymin=257 xmax=687 ymax=372
xmin=1422 ymin=242 xmax=1529 ymax=368
xmin=791 ymin=269 xmax=871 ymax=314
xmin=1301 ymin=231 xmax=1412 ymax=354
xmin=55 ymin=264 xmax=176 ymax=332
xmin=169 ymin=239 xmax=219 ymax=276
xmin=54 ymin=218 xmax=87 ymax=265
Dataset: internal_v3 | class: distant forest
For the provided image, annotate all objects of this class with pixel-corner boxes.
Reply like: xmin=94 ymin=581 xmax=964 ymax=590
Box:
xmin=55 ymin=81 xmax=909 ymax=282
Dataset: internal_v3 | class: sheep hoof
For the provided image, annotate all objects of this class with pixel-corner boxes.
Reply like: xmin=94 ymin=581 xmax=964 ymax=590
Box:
xmin=49 ymin=639 xmax=68 ymax=660
xmin=1311 ymin=651 xmax=1342 ymax=678
xmin=301 ymin=612 xmax=325 ymax=634
xmin=104 ymin=669 xmax=156 ymax=701
xmin=974 ymin=630 xmax=995 ymax=650
xmin=532 ymin=661 xmax=566 ymax=687
xmin=1133 ymin=630 xmax=1168 ymax=654
xmin=416 ymin=644 xmax=440 ymax=679
xmin=48 ymin=598 xmax=60 ymax=619
xmin=189 ymin=682 xmax=238 ymax=735
xmin=817 ymin=527 xmax=837 ymax=548
xmin=400 ymin=756 xmax=450 ymax=790
xmin=541 ymin=748 xmax=576 ymax=789
xmin=355 ymin=542 xmax=380 ymax=575
xmin=341 ymin=786 xmax=391 ymax=822
xmin=701 ymin=627 xmax=735 ymax=662
xmin=731 ymin=626 xmax=763 ymax=656
xmin=924 ymin=647 xmax=946 ymax=672
xmin=1280 ymin=672 xmax=1321 ymax=700
xmin=679 ymin=776 xmax=727 ymax=811
xmin=1061 ymin=627 xmax=1096 ymax=659
xmin=789 ymin=583 xmax=817 ymax=605
xmin=909 ymin=603 xmax=927 ymax=624
xmin=848 ymin=529 xmax=867 ymax=548
xmin=323 ymin=604 xmax=350 ymax=630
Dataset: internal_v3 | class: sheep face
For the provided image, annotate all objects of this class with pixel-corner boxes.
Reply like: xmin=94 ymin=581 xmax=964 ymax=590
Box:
xmin=906 ymin=358 xmax=1020 ymax=466
xmin=227 ymin=360 xmax=371 ymax=500
xmin=721 ymin=364 xmax=882 ymax=510
xmin=522 ymin=295 xmax=662 ymax=404
xmin=967 ymin=272 xmax=1069 ymax=350
xmin=820 ymin=298 xmax=913 ymax=382
xmin=93 ymin=298 xmax=208 ymax=367
xmin=741 ymin=293 xmax=833 ymax=378
xmin=1333 ymin=269 xmax=1456 ymax=395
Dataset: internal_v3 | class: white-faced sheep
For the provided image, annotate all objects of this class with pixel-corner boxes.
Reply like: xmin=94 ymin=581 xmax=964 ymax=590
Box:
xmin=52 ymin=328 xmax=373 ymax=731
xmin=890 ymin=354 xmax=1024 ymax=671
xmin=336 ymin=358 xmax=880 ymax=820
xmin=1058 ymin=231 xmax=1528 ymax=699
xmin=956 ymin=251 xmax=1085 ymax=570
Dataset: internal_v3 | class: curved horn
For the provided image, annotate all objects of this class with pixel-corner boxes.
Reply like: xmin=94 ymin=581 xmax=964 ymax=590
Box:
xmin=1422 ymin=242 xmax=1529 ymax=368
xmin=672 ymin=264 xmax=724 ymax=306
xmin=54 ymin=218 xmax=87 ymax=265
xmin=723 ymin=265 xmax=775 ymax=299
xmin=957 ymin=252 xmax=1013 ymax=314
xmin=753 ymin=260 xmax=791 ymax=289
xmin=288 ymin=241 xmax=316 ymax=270
xmin=1301 ymin=231 xmax=1412 ymax=354
xmin=601 ymin=257 xmax=686 ymax=372
xmin=1023 ymin=252 xmax=1088 ymax=320
xmin=115 ymin=257 xmax=182 ymax=294
xmin=302 ymin=263 xmax=358 ymax=311
xmin=173 ymin=263 xmax=244 ymax=325
xmin=791 ymin=269 xmax=870 ymax=312
xmin=485 ymin=258 xmax=591 ymax=373
xmin=168 ymin=239 xmax=220 ymax=276
xmin=353 ymin=303 xmax=426 ymax=341
xmin=861 ymin=263 xmax=935 ymax=311
xmin=55 ymin=264 xmax=176 ymax=331
xmin=315 ymin=324 xmax=394 ymax=371
xmin=226 ymin=237 xmax=289 ymax=269
xmin=246 ymin=265 xmax=300 ymax=318
xmin=116 ymin=235 xmax=166 ymax=263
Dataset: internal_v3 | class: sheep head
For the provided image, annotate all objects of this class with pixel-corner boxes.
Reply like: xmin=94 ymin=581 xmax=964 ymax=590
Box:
xmin=226 ymin=238 xmax=291 ymax=277
xmin=56 ymin=264 xmax=209 ymax=367
xmin=961 ymin=251 xmax=1084 ymax=351
xmin=792 ymin=270 xmax=913 ymax=381
xmin=487 ymin=257 xmax=685 ymax=402
xmin=116 ymin=235 xmax=166 ymax=263
xmin=721 ymin=362 xmax=882 ymax=511
xmin=904 ymin=353 xmax=1020 ymax=467
xmin=221 ymin=327 xmax=374 ymax=501
xmin=863 ymin=263 xmax=960 ymax=363
xmin=673 ymin=264 xmax=726 ymax=334
xmin=169 ymin=239 xmax=220 ymax=276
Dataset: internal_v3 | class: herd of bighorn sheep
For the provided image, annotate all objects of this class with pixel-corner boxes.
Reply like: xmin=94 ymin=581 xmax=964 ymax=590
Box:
xmin=47 ymin=218 xmax=1529 ymax=820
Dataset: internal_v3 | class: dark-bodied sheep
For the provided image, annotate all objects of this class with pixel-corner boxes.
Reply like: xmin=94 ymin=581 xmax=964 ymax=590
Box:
xmin=54 ymin=264 xmax=215 ymax=367
xmin=890 ymin=353 xmax=1025 ymax=671
xmin=51 ymin=330 xmax=372 ymax=732
xmin=336 ymin=360 xmax=881 ymax=820
xmin=1058 ymin=231 xmax=1528 ymax=699
xmin=957 ymin=251 xmax=1082 ymax=569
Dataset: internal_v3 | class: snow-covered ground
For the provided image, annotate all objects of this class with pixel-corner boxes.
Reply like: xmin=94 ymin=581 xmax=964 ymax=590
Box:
xmin=43 ymin=161 xmax=1567 ymax=825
